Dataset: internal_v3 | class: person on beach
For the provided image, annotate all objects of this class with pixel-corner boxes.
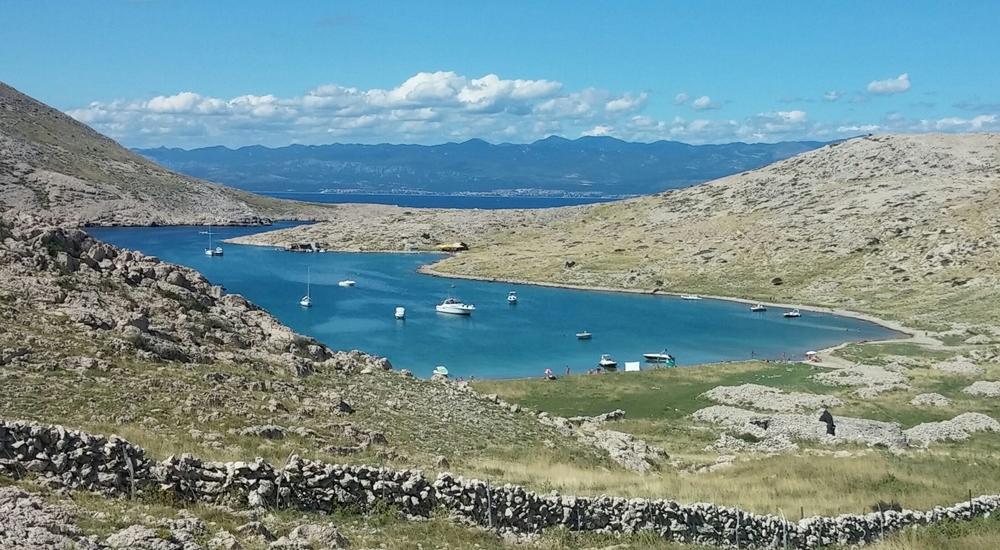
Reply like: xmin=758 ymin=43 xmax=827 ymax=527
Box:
xmin=544 ymin=368 xmax=556 ymax=380
xmin=565 ymin=365 xmax=570 ymax=377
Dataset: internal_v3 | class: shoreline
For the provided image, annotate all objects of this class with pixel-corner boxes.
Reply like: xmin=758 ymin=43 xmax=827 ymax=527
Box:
xmin=416 ymin=264 xmax=937 ymax=353
xmin=214 ymin=237 xmax=942 ymax=370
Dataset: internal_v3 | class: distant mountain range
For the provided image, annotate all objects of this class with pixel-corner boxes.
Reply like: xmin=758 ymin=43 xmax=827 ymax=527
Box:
xmin=136 ymin=137 xmax=831 ymax=197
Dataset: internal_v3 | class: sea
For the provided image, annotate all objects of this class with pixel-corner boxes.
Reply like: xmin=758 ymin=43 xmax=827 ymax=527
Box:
xmin=260 ymin=192 xmax=618 ymax=209
xmin=88 ymin=220 xmax=900 ymax=379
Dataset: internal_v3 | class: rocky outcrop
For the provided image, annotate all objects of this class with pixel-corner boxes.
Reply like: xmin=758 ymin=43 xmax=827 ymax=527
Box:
xmin=4 ymin=418 xmax=1000 ymax=549
xmin=0 ymin=215 xmax=369 ymax=375
xmin=813 ymin=364 xmax=911 ymax=398
xmin=693 ymin=405 xmax=909 ymax=451
xmin=702 ymin=384 xmax=843 ymax=412
xmin=962 ymin=381 xmax=1000 ymax=398
xmin=0 ymin=487 xmax=103 ymax=549
xmin=904 ymin=413 xmax=1000 ymax=447
xmin=534 ymin=408 xmax=666 ymax=473
xmin=910 ymin=393 xmax=952 ymax=407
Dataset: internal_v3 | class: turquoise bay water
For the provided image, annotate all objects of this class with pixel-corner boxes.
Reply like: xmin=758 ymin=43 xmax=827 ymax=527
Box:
xmin=88 ymin=224 xmax=900 ymax=379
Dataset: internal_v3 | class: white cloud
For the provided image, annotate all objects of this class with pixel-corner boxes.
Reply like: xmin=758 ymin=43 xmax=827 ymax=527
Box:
xmin=692 ymin=95 xmax=718 ymax=110
xmin=582 ymin=125 xmax=614 ymax=136
xmin=66 ymin=71 xmax=647 ymax=147
xmin=63 ymin=70 xmax=998 ymax=147
xmin=867 ymin=73 xmax=911 ymax=95
xmin=823 ymin=90 xmax=842 ymax=102
xmin=605 ymin=92 xmax=648 ymax=113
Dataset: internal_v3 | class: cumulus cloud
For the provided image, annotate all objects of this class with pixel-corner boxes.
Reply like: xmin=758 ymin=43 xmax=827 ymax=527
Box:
xmin=64 ymin=69 xmax=997 ymax=147
xmin=691 ymin=95 xmax=718 ymax=110
xmin=582 ymin=125 xmax=614 ymax=136
xmin=868 ymin=73 xmax=911 ymax=95
xmin=66 ymin=71 xmax=640 ymax=147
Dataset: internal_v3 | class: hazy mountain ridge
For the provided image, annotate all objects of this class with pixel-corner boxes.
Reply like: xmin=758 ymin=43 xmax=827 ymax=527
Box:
xmin=136 ymin=136 xmax=829 ymax=196
xmin=0 ymin=82 xmax=332 ymax=225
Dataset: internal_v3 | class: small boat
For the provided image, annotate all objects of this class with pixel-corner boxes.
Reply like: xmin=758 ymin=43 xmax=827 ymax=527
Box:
xmin=783 ymin=309 xmax=801 ymax=318
xmin=576 ymin=331 xmax=592 ymax=340
xmin=338 ymin=280 xmax=356 ymax=287
xmin=394 ymin=306 xmax=406 ymax=320
xmin=203 ymin=227 xmax=224 ymax=256
xmin=299 ymin=268 xmax=313 ymax=307
xmin=598 ymin=354 xmax=618 ymax=370
xmin=436 ymin=298 xmax=476 ymax=315
xmin=750 ymin=303 xmax=767 ymax=312
xmin=643 ymin=350 xmax=674 ymax=363
xmin=432 ymin=365 xmax=449 ymax=377
xmin=507 ymin=291 xmax=518 ymax=304
xmin=681 ymin=294 xmax=701 ymax=301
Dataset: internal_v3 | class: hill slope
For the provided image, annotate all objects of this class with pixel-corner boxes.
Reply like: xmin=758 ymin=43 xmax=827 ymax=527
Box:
xmin=0 ymin=82 xmax=330 ymax=225
xmin=436 ymin=134 xmax=1000 ymax=328
xmin=234 ymin=134 xmax=1000 ymax=329
xmin=136 ymin=136 xmax=827 ymax=196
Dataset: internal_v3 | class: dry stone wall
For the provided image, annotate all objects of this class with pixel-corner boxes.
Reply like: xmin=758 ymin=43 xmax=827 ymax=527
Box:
xmin=2 ymin=419 xmax=999 ymax=549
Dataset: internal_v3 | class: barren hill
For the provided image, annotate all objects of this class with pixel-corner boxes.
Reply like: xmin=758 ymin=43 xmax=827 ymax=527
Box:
xmin=237 ymin=134 xmax=1000 ymax=328
xmin=439 ymin=134 xmax=1000 ymax=327
xmin=0 ymin=82 xmax=330 ymax=225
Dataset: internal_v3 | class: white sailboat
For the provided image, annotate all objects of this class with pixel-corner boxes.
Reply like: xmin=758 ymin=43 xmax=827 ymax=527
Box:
xmin=204 ymin=227 xmax=224 ymax=256
xmin=783 ymin=308 xmax=801 ymax=318
xmin=338 ymin=280 xmax=356 ymax=287
xmin=507 ymin=290 xmax=518 ymax=304
xmin=394 ymin=306 xmax=406 ymax=319
xmin=299 ymin=268 xmax=313 ymax=307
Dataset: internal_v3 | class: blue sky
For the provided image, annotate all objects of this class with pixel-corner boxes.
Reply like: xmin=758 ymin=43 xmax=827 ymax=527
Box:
xmin=2 ymin=0 xmax=998 ymax=147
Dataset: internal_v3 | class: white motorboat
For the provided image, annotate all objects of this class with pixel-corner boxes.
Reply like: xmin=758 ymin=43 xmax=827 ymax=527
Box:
xmin=436 ymin=298 xmax=476 ymax=315
xmin=338 ymin=280 xmax=356 ymax=287
xmin=203 ymin=227 xmax=224 ymax=256
xmin=750 ymin=303 xmax=767 ymax=312
xmin=783 ymin=309 xmax=801 ymax=318
xmin=394 ymin=306 xmax=406 ymax=319
xmin=576 ymin=331 xmax=593 ymax=340
xmin=598 ymin=354 xmax=618 ymax=370
xmin=507 ymin=290 xmax=518 ymax=304
xmin=643 ymin=350 xmax=674 ymax=363
xmin=681 ymin=294 xmax=701 ymax=300
xmin=299 ymin=268 xmax=313 ymax=307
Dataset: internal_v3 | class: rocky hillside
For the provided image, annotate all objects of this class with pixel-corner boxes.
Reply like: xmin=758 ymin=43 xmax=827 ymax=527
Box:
xmin=0 ymin=82 xmax=332 ymax=225
xmin=0 ymin=213 xmax=605 ymax=471
xmin=438 ymin=134 xmax=999 ymax=329
xmin=234 ymin=134 xmax=1000 ymax=329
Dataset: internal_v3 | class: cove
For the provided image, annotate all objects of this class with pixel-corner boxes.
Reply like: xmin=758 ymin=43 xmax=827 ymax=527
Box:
xmin=88 ymin=224 xmax=901 ymax=379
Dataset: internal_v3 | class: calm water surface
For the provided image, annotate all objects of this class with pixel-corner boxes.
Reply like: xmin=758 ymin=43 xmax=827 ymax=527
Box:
xmin=260 ymin=192 xmax=617 ymax=209
xmin=88 ymin=224 xmax=900 ymax=379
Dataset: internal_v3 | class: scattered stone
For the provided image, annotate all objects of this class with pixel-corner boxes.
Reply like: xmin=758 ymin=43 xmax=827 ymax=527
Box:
xmin=270 ymin=523 xmax=349 ymax=549
xmin=702 ymin=384 xmax=843 ymax=412
xmin=537 ymin=409 xmax=665 ymax=472
xmin=962 ymin=381 xmax=1000 ymax=398
xmin=814 ymin=364 xmax=910 ymax=397
xmin=931 ymin=358 xmax=985 ymax=376
xmin=208 ymin=530 xmax=242 ymax=550
xmin=106 ymin=524 xmax=183 ymax=550
xmin=0 ymin=487 xmax=102 ymax=549
xmin=910 ymin=393 xmax=951 ymax=407
xmin=692 ymin=405 xmax=909 ymax=449
xmin=904 ymin=413 xmax=1000 ymax=447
